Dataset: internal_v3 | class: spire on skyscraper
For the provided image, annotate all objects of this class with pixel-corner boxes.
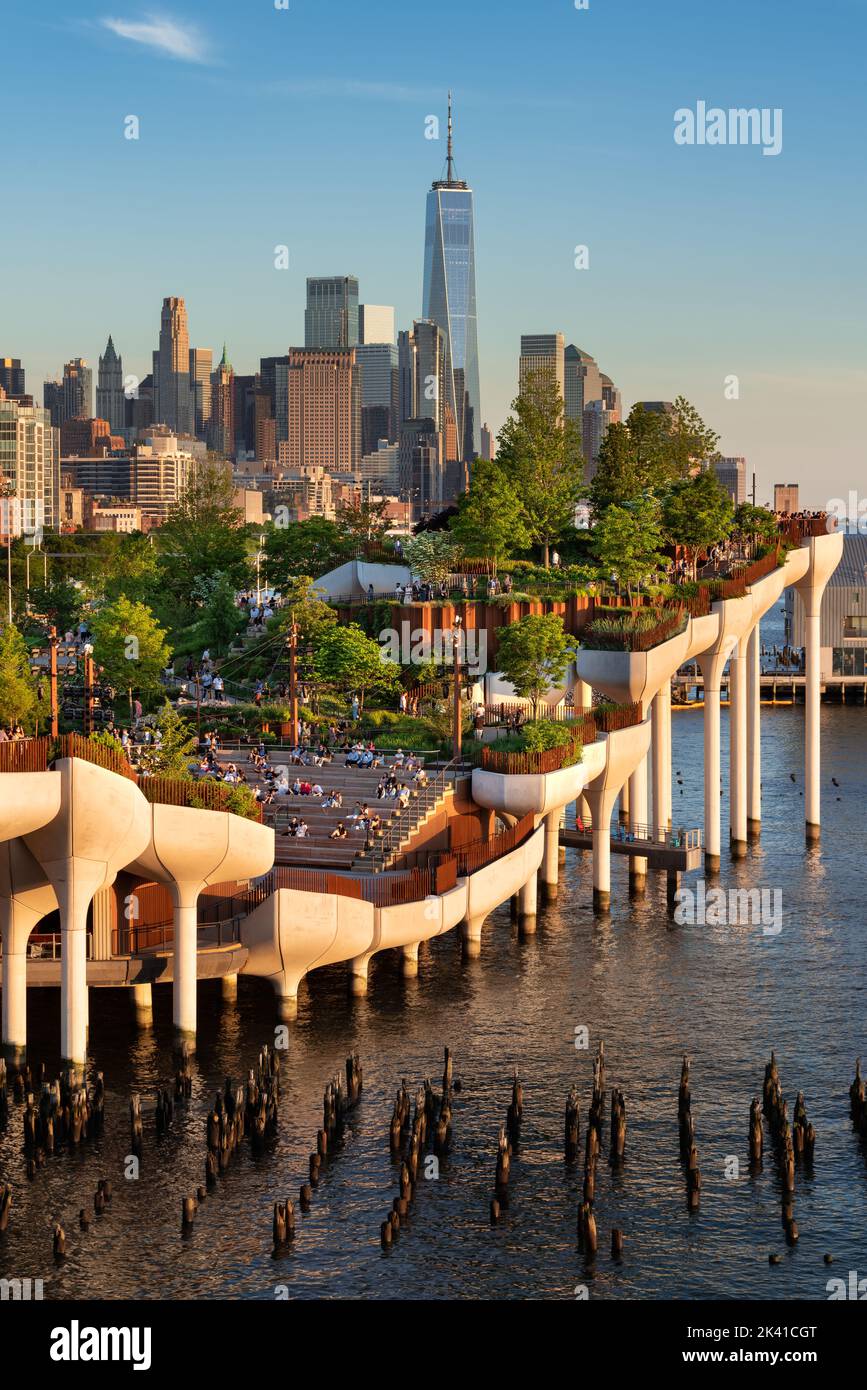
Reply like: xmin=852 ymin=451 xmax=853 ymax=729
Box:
xmin=447 ymin=90 xmax=454 ymax=183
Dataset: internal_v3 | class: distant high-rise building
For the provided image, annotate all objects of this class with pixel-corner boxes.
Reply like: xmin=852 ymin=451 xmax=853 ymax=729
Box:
xmin=600 ymin=374 xmax=622 ymax=419
xmin=44 ymin=358 xmax=93 ymax=428
xmin=356 ymin=342 xmax=399 ymax=452
xmin=232 ymin=374 xmax=258 ymax=457
xmin=712 ymin=456 xmax=747 ymax=506
xmin=154 ymin=297 xmax=192 ymax=435
xmin=637 ymin=400 xmax=675 ymax=416
xmin=564 ymin=345 xmax=603 ymax=422
xmin=359 ymin=305 xmax=395 ymax=345
xmin=60 ymin=416 xmax=121 ymax=458
xmin=399 ymin=417 xmax=443 ymax=520
xmin=519 ymin=334 xmax=565 ymax=400
xmin=0 ymin=395 xmax=59 ymax=537
xmin=359 ymin=438 xmax=400 ymax=494
xmin=305 ymin=277 xmax=359 ymax=350
xmin=0 ymin=357 xmax=25 ymax=398
xmin=480 ymin=423 xmax=495 ymax=460
xmin=774 ymin=483 xmax=799 ymax=514
xmin=582 ymin=399 xmax=617 ymax=480
xmin=189 ymin=347 xmax=213 ymax=439
xmin=209 ymin=345 xmax=234 ymax=457
xmin=422 ymin=94 xmax=480 ymax=463
xmin=96 ymin=336 xmax=125 ymax=434
xmin=285 ymin=348 xmax=361 ymax=473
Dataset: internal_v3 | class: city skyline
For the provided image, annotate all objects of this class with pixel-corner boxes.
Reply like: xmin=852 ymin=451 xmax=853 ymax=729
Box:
xmin=3 ymin=0 xmax=864 ymax=507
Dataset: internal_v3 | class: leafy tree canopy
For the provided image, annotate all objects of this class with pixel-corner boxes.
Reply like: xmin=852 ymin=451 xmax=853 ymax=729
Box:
xmin=89 ymin=595 xmax=172 ymax=696
xmin=496 ymin=612 xmax=577 ymax=718
xmin=0 ymin=622 xmax=38 ymax=728
xmin=496 ymin=371 xmax=584 ymax=567
xmin=404 ymin=531 xmax=461 ymax=586
xmin=449 ymin=459 xmax=529 ymax=571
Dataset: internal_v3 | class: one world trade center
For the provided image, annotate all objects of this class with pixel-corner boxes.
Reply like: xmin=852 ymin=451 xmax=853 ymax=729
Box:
xmin=422 ymin=94 xmax=481 ymax=473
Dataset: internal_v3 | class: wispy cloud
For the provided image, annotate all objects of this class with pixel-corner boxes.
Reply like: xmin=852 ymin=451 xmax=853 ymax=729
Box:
xmin=101 ymin=13 xmax=212 ymax=64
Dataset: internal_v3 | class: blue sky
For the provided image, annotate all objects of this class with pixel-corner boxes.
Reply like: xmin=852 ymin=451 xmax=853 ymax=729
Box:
xmin=3 ymin=0 xmax=864 ymax=505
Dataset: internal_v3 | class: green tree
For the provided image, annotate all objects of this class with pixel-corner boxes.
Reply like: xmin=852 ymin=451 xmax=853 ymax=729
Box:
xmin=592 ymin=498 xmax=666 ymax=600
xmin=157 ymin=459 xmax=249 ymax=603
xmin=662 ymin=470 xmax=734 ymax=576
xmin=191 ymin=572 xmax=242 ymax=653
xmin=449 ymin=460 xmax=529 ymax=571
xmin=96 ymin=533 xmax=162 ymax=605
xmin=496 ymin=613 xmax=577 ymax=719
xmin=89 ymin=596 xmax=172 ymax=699
xmin=404 ymin=531 xmax=460 ymax=586
xmin=335 ymin=496 xmax=391 ymax=547
xmin=589 ymin=422 xmax=649 ymax=517
xmin=137 ymin=700 xmax=198 ymax=778
xmin=26 ymin=575 xmax=84 ymax=634
xmin=496 ymin=371 xmax=584 ymax=567
xmin=733 ymin=502 xmax=778 ymax=556
xmin=0 ymin=622 xmax=38 ymax=728
xmin=590 ymin=398 xmax=721 ymax=517
xmin=313 ymin=623 xmax=399 ymax=709
xmin=264 ymin=517 xmax=349 ymax=589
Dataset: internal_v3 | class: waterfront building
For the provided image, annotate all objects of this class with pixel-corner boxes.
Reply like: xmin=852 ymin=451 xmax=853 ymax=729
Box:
xmin=422 ymin=94 xmax=481 ymax=462
xmin=0 ymin=392 xmax=59 ymax=535
xmin=787 ymin=532 xmax=867 ymax=676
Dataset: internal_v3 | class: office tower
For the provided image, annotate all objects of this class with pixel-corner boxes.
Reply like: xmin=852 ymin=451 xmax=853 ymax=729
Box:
xmin=232 ymin=374 xmax=258 ymax=457
xmin=564 ymin=345 xmax=603 ymax=422
xmin=44 ymin=358 xmax=93 ymax=428
xmin=359 ymin=439 xmax=400 ymax=494
xmin=519 ymin=334 xmax=565 ymax=400
xmin=582 ymin=399 xmax=617 ymax=480
xmin=305 ymin=276 xmax=360 ymax=349
xmin=0 ymin=358 xmax=25 ymax=398
xmin=356 ymin=342 xmax=399 ymax=453
xmin=399 ymin=417 xmax=444 ymax=520
xmin=154 ymin=296 xmax=192 ymax=435
xmin=189 ymin=347 xmax=213 ymax=438
xmin=359 ymin=305 xmax=395 ymax=344
xmin=253 ymin=388 xmax=276 ymax=462
xmin=480 ymin=423 xmax=495 ymax=460
xmin=285 ymin=348 xmax=361 ymax=472
xmin=422 ymin=94 xmax=481 ymax=462
xmin=209 ymin=345 xmax=235 ymax=457
xmin=125 ymin=374 xmax=155 ymax=435
xmin=712 ymin=456 xmax=747 ymax=506
xmin=96 ymin=336 xmax=125 ymax=434
xmin=0 ymin=395 xmax=60 ymax=535
xmin=774 ymin=483 xmax=799 ymax=514
xmin=600 ymin=375 xmax=622 ymax=420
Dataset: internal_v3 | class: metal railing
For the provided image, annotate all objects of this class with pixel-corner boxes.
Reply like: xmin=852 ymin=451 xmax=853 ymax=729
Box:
xmin=433 ymin=813 xmax=537 ymax=877
xmin=570 ymin=818 xmax=703 ymax=850
xmin=362 ymin=757 xmax=461 ymax=872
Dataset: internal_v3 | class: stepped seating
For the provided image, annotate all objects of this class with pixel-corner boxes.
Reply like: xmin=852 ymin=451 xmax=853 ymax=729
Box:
xmin=207 ymin=750 xmax=433 ymax=869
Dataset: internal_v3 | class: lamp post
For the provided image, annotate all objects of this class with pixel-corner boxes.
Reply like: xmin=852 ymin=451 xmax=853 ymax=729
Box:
xmin=255 ymin=532 xmax=266 ymax=606
xmin=452 ymin=613 xmax=463 ymax=763
xmin=49 ymin=625 xmax=59 ymax=738
xmin=0 ymin=481 xmax=15 ymax=625
xmin=288 ymin=614 xmax=299 ymax=746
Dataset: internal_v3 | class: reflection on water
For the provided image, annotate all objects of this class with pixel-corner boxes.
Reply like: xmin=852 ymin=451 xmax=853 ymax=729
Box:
xmin=1 ymin=698 xmax=866 ymax=1301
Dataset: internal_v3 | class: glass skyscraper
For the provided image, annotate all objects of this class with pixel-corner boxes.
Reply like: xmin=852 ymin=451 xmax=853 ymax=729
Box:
xmin=422 ymin=96 xmax=480 ymax=463
xmin=305 ymin=276 xmax=360 ymax=350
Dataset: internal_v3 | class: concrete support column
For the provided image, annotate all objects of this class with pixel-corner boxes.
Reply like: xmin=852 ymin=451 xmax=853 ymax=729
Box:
xmin=804 ymin=605 xmax=821 ymax=842
xmin=401 ymin=941 xmax=420 ymax=976
xmin=518 ymin=871 xmax=537 ymax=932
xmin=700 ymin=662 xmax=722 ymax=873
xmin=541 ymin=810 xmax=560 ymax=899
xmin=0 ymin=908 xmax=27 ymax=1062
xmin=747 ymin=622 xmax=762 ymax=839
xmin=729 ymin=637 xmax=748 ymax=857
xmin=460 ymin=914 xmax=485 ymax=959
xmin=172 ymin=894 xmax=199 ymax=1044
xmin=131 ymin=982 xmax=153 ymax=1028
xmin=628 ymin=752 xmax=648 ymax=892
xmin=618 ymin=778 xmax=629 ymax=826
xmin=221 ymin=972 xmax=238 ymax=1002
xmin=61 ymin=927 xmax=88 ymax=1069
xmin=585 ymin=786 xmax=618 ymax=912
xmin=275 ymin=988 xmax=298 ymax=1021
xmin=349 ymin=954 xmax=370 ymax=995
xmin=652 ymin=684 xmax=672 ymax=839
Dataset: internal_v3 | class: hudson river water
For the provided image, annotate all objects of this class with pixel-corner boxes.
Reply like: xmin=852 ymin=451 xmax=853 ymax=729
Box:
xmin=2 ymin=629 xmax=866 ymax=1301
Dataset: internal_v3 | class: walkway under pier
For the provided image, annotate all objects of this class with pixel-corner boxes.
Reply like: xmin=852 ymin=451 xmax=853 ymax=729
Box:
xmin=560 ymin=822 xmax=703 ymax=872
